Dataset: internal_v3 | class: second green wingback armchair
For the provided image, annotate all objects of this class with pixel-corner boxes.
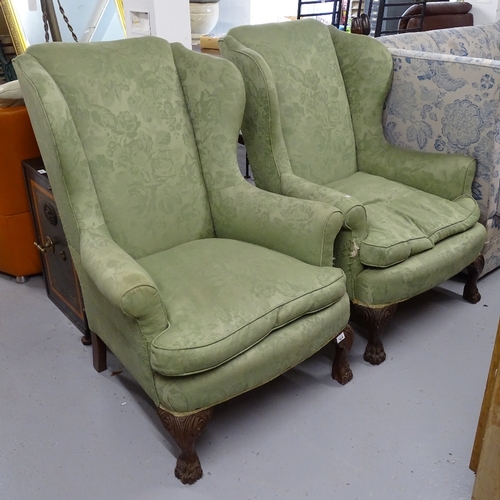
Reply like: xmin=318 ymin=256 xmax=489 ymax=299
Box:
xmin=14 ymin=36 xmax=353 ymax=484
xmin=220 ymin=19 xmax=487 ymax=365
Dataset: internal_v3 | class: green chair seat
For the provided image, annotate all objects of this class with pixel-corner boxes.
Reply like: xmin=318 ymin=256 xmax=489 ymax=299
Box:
xmin=141 ymin=238 xmax=346 ymax=376
xmin=328 ymin=172 xmax=479 ymax=268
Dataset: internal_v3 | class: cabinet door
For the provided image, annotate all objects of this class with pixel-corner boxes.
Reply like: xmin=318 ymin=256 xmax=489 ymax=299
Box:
xmin=471 ymin=320 xmax=500 ymax=499
xmin=26 ymin=173 xmax=88 ymax=335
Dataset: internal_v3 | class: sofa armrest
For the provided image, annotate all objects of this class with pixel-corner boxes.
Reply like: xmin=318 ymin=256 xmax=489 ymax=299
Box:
xmin=80 ymin=225 xmax=167 ymax=327
xmin=330 ymin=29 xmax=477 ymax=203
xmin=379 ymin=22 xmax=500 ymax=59
xmin=398 ymin=2 xmax=473 ymax=33
xmin=212 ymin=180 xmax=344 ymax=268
xmin=280 ymin=172 xmax=367 ymax=235
xmin=383 ymin=48 xmax=500 ymax=221
xmin=360 ymin=141 xmax=477 ymax=202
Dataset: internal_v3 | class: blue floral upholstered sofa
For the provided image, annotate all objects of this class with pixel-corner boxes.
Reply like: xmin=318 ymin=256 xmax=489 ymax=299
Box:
xmin=379 ymin=22 xmax=500 ymax=276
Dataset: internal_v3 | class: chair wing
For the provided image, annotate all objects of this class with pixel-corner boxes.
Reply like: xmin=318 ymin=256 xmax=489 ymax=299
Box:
xmin=221 ymin=21 xmax=358 ymax=187
xmin=17 ymin=38 xmax=214 ymax=261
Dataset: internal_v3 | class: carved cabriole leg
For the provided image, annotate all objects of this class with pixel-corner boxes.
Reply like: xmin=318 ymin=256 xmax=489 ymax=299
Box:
xmin=351 ymin=303 xmax=398 ymax=365
xmin=463 ymin=254 xmax=485 ymax=304
xmin=157 ymin=407 xmax=213 ymax=485
xmin=332 ymin=324 xmax=354 ymax=384
xmin=90 ymin=330 xmax=107 ymax=373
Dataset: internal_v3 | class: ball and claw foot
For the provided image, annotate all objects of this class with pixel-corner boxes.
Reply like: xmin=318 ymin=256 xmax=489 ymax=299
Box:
xmin=351 ymin=303 xmax=396 ymax=366
xmin=175 ymin=455 xmax=203 ymax=485
xmin=364 ymin=342 xmax=386 ymax=365
xmin=463 ymin=254 xmax=484 ymax=304
xmin=463 ymin=287 xmax=481 ymax=305
xmin=332 ymin=325 xmax=354 ymax=385
xmin=333 ymin=362 xmax=353 ymax=385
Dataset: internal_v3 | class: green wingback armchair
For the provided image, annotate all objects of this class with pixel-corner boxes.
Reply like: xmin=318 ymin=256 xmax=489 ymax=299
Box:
xmin=219 ymin=19 xmax=487 ymax=365
xmin=14 ymin=36 xmax=354 ymax=484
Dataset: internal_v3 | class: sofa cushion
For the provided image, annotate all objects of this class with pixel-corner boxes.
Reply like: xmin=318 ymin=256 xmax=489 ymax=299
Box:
xmin=139 ymin=238 xmax=346 ymax=377
xmin=329 ymin=172 xmax=479 ymax=268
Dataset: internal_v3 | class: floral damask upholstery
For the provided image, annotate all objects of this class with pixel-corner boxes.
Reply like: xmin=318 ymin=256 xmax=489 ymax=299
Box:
xmin=220 ymin=19 xmax=486 ymax=365
xmin=379 ymin=22 xmax=500 ymax=276
xmin=13 ymin=37 xmax=354 ymax=484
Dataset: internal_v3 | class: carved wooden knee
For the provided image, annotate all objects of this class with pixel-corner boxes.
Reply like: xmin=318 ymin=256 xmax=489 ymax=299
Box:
xmin=157 ymin=407 xmax=213 ymax=485
xmin=351 ymin=303 xmax=398 ymax=365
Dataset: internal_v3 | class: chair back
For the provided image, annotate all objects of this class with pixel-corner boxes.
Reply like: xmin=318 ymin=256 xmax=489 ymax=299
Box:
xmin=223 ymin=20 xmax=358 ymax=188
xmin=14 ymin=37 xmax=215 ymax=260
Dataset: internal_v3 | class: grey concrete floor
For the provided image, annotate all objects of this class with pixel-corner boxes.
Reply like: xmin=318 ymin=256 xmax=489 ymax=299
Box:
xmin=0 ymin=266 xmax=498 ymax=500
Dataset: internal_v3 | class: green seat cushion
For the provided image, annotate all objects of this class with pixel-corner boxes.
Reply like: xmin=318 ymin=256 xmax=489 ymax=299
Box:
xmin=139 ymin=238 xmax=346 ymax=377
xmin=328 ymin=172 xmax=479 ymax=268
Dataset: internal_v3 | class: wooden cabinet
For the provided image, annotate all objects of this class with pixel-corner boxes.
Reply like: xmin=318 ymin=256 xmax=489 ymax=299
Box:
xmin=470 ymin=319 xmax=500 ymax=499
xmin=22 ymin=157 xmax=90 ymax=343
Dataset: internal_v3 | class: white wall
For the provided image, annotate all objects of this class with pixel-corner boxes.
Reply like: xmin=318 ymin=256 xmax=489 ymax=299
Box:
xmin=214 ymin=0 xmax=298 ymax=33
xmin=123 ymin=0 xmax=191 ymax=48
xmin=8 ymin=0 xmax=125 ymax=46
xmin=469 ymin=0 xmax=500 ymax=26
xmin=214 ymin=0 xmax=250 ymax=34
xmin=249 ymin=0 xmax=297 ymax=24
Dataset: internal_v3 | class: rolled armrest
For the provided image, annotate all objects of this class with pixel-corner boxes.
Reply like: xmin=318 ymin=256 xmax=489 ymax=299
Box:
xmin=379 ymin=23 xmax=500 ymax=58
xmin=80 ymin=225 xmax=167 ymax=327
xmin=281 ymin=172 xmax=367 ymax=235
xmin=212 ymin=180 xmax=344 ymax=267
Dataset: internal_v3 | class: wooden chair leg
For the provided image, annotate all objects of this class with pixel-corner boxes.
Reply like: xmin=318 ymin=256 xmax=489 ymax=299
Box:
xmin=351 ymin=303 xmax=398 ymax=365
xmin=332 ymin=324 xmax=354 ymax=384
xmin=463 ymin=254 xmax=485 ymax=304
xmin=90 ymin=330 xmax=107 ymax=373
xmin=81 ymin=329 xmax=92 ymax=346
xmin=157 ymin=407 xmax=213 ymax=485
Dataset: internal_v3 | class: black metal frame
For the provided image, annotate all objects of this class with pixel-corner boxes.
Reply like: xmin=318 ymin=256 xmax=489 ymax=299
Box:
xmin=0 ymin=41 xmax=16 ymax=82
xmin=297 ymin=0 xmax=351 ymax=31
xmin=364 ymin=0 xmax=427 ymax=36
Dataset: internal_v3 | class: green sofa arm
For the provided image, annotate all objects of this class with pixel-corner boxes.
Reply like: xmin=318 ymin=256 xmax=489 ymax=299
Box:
xmin=330 ymin=28 xmax=477 ymax=202
xmin=80 ymin=225 xmax=168 ymax=328
xmin=212 ymin=179 xmax=344 ymax=268
xmin=281 ymin=172 xmax=367 ymax=235
xmin=359 ymin=142 xmax=477 ymax=201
